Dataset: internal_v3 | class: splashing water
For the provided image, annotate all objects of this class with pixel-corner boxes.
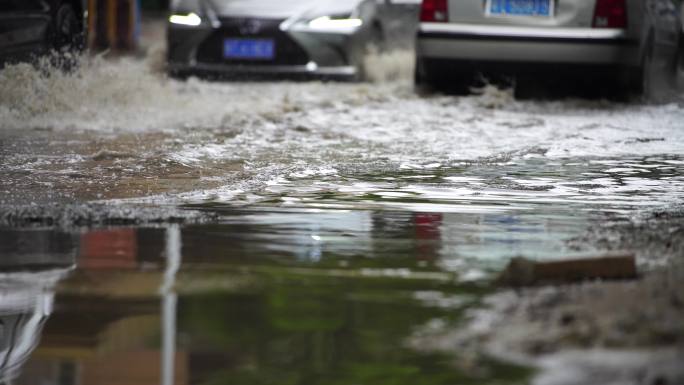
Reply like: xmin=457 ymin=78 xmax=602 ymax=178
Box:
xmin=2 ymin=53 xmax=684 ymax=219
xmin=363 ymin=49 xmax=416 ymax=84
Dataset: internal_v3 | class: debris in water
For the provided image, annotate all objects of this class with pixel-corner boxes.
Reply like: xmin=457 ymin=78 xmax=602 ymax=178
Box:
xmin=497 ymin=252 xmax=637 ymax=287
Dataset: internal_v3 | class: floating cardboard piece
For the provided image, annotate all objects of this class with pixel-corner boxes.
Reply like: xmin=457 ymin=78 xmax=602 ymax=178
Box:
xmin=497 ymin=252 xmax=638 ymax=287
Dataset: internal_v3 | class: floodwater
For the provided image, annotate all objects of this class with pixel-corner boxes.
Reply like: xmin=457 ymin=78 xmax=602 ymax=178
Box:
xmin=2 ymin=223 xmax=535 ymax=385
xmin=1 ymin=51 xmax=684 ymax=384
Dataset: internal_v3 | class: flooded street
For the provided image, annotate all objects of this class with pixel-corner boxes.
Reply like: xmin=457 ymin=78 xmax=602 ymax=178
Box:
xmin=1 ymin=52 xmax=684 ymax=385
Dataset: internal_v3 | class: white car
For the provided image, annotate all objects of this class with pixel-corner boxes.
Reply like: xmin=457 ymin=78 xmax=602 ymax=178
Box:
xmin=167 ymin=0 xmax=418 ymax=80
xmin=415 ymin=0 xmax=683 ymax=98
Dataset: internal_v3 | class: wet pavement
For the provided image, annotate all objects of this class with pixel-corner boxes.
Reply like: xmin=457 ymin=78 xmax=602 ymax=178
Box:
xmin=1 ymin=52 xmax=684 ymax=384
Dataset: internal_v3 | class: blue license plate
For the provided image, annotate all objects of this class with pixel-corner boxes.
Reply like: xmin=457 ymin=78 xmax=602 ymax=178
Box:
xmin=223 ymin=39 xmax=275 ymax=60
xmin=488 ymin=0 xmax=552 ymax=17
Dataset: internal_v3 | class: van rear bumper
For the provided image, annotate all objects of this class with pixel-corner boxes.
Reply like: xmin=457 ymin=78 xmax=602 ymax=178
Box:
xmin=416 ymin=23 xmax=640 ymax=66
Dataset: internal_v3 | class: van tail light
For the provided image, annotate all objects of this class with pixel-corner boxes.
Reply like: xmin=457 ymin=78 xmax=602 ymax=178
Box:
xmin=593 ymin=0 xmax=627 ymax=28
xmin=420 ymin=0 xmax=448 ymax=22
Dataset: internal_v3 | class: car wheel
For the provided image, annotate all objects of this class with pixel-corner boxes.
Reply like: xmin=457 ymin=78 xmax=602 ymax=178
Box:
xmin=676 ymin=32 xmax=684 ymax=91
xmin=414 ymin=57 xmax=432 ymax=94
xmin=635 ymin=37 xmax=656 ymax=101
xmin=168 ymin=69 xmax=191 ymax=81
xmin=352 ymin=23 xmax=385 ymax=82
xmin=52 ymin=3 xmax=82 ymax=52
xmin=633 ymin=33 xmax=676 ymax=103
xmin=368 ymin=23 xmax=386 ymax=54
xmin=414 ymin=58 xmax=473 ymax=95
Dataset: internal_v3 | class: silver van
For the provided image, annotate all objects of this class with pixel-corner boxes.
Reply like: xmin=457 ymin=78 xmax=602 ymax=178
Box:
xmin=415 ymin=0 xmax=683 ymax=98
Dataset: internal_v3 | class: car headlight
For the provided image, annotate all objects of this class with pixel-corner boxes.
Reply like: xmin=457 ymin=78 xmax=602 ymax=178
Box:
xmin=308 ymin=15 xmax=363 ymax=30
xmin=169 ymin=12 xmax=202 ymax=26
xmin=169 ymin=0 xmax=204 ymax=26
xmin=285 ymin=13 xmax=363 ymax=34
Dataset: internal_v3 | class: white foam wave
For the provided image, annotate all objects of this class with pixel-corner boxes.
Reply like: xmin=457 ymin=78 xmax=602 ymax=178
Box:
xmin=1 ymin=54 xmax=683 ymax=164
xmin=0 ymin=55 xmax=369 ymax=133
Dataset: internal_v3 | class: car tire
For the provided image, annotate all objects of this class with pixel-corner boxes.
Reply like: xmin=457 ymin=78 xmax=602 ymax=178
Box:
xmin=675 ymin=32 xmax=684 ymax=91
xmin=632 ymin=33 xmax=676 ymax=103
xmin=414 ymin=57 xmax=432 ymax=94
xmin=414 ymin=56 xmax=444 ymax=94
xmin=414 ymin=57 xmax=473 ymax=95
xmin=52 ymin=3 xmax=83 ymax=52
xmin=353 ymin=23 xmax=385 ymax=82
xmin=633 ymin=37 xmax=655 ymax=101
xmin=168 ymin=69 xmax=191 ymax=81
xmin=369 ymin=23 xmax=386 ymax=54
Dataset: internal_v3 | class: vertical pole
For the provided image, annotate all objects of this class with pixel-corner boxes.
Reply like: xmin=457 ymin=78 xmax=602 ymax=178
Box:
xmin=106 ymin=0 xmax=117 ymax=49
xmin=88 ymin=0 xmax=97 ymax=49
xmin=129 ymin=0 xmax=140 ymax=50
xmin=161 ymin=225 xmax=181 ymax=385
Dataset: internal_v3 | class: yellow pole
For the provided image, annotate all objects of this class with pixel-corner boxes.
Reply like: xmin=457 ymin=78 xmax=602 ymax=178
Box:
xmin=88 ymin=0 xmax=97 ymax=49
xmin=128 ymin=0 xmax=136 ymax=49
xmin=107 ymin=0 xmax=117 ymax=49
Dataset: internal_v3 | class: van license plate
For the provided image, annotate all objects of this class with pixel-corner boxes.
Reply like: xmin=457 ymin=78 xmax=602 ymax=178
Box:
xmin=487 ymin=0 xmax=553 ymax=17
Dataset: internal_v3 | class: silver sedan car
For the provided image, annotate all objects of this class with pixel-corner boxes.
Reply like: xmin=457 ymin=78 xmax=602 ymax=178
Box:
xmin=415 ymin=0 xmax=684 ymax=99
xmin=167 ymin=0 xmax=414 ymax=79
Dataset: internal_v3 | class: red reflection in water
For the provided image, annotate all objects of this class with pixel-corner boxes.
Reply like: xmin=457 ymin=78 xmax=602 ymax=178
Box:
xmin=414 ymin=213 xmax=442 ymax=261
xmin=79 ymin=229 xmax=138 ymax=269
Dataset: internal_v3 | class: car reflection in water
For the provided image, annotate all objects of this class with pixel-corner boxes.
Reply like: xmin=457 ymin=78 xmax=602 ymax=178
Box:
xmin=0 ymin=230 xmax=76 ymax=383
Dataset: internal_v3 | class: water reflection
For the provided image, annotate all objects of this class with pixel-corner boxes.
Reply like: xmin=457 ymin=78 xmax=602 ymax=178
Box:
xmin=182 ymin=207 xmax=586 ymax=276
xmin=162 ymin=226 xmax=181 ymax=385
xmin=17 ymin=226 xmax=180 ymax=385
xmin=8 ymin=154 xmax=683 ymax=384
xmin=0 ymin=230 xmax=76 ymax=383
xmin=3 ymin=221 xmax=529 ymax=385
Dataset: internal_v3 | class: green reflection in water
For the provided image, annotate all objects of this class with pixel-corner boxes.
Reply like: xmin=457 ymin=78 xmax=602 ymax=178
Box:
xmin=177 ymin=270 xmax=531 ymax=385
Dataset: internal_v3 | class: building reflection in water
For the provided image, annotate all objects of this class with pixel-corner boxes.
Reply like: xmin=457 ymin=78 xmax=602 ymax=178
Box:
xmin=12 ymin=226 xmax=186 ymax=385
xmin=0 ymin=230 xmax=76 ymax=383
xmin=4 ymin=209 xmax=563 ymax=385
xmin=5 ymin=211 xmax=448 ymax=385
